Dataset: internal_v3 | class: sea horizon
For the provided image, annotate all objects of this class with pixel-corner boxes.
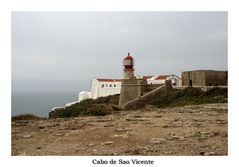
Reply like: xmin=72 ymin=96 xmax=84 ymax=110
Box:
xmin=12 ymin=90 xmax=79 ymax=117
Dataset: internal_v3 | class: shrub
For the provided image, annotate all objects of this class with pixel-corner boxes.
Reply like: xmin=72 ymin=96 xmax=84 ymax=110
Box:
xmin=85 ymin=104 xmax=113 ymax=116
xmin=205 ymin=87 xmax=227 ymax=97
xmin=12 ymin=114 xmax=44 ymax=121
xmin=49 ymin=94 xmax=121 ymax=118
xmin=150 ymin=87 xmax=227 ymax=108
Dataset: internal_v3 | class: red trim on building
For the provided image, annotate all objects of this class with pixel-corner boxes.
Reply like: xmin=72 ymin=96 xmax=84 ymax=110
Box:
xmin=142 ymin=76 xmax=153 ymax=79
xmin=96 ymin=78 xmax=122 ymax=82
xmin=155 ymin=75 xmax=170 ymax=80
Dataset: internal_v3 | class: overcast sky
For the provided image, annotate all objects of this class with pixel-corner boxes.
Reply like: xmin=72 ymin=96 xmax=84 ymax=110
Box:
xmin=12 ymin=12 xmax=227 ymax=92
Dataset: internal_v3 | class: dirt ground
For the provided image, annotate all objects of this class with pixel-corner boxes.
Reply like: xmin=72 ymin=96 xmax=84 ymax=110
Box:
xmin=12 ymin=103 xmax=227 ymax=156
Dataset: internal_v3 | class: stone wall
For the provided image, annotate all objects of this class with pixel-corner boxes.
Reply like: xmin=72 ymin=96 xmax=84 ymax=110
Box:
xmin=182 ymin=71 xmax=205 ymax=86
xmin=144 ymin=84 xmax=164 ymax=94
xmin=122 ymin=80 xmax=172 ymax=110
xmin=119 ymin=78 xmax=147 ymax=107
xmin=204 ymin=71 xmax=228 ymax=86
xmin=182 ymin=70 xmax=227 ymax=86
xmin=124 ymin=69 xmax=135 ymax=79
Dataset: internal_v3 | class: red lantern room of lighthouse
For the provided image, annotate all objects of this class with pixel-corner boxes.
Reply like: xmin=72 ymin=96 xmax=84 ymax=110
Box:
xmin=123 ymin=53 xmax=135 ymax=79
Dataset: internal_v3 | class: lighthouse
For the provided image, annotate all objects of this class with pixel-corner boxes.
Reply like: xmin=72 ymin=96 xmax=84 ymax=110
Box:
xmin=119 ymin=52 xmax=146 ymax=107
xmin=123 ymin=53 xmax=135 ymax=79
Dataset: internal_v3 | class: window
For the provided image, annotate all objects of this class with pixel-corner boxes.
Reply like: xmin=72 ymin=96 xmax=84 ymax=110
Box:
xmin=114 ymin=84 xmax=116 ymax=87
xmin=110 ymin=84 xmax=112 ymax=87
xmin=101 ymin=84 xmax=104 ymax=88
xmin=106 ymin=84 xmax=108 ymax=87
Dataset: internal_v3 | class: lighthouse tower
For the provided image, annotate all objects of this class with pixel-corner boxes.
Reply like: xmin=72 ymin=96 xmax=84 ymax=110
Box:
xmin=123 ymin=53 xmax=135 ymax=79
xmin=119 ymin=52 xmax=146 ymax=107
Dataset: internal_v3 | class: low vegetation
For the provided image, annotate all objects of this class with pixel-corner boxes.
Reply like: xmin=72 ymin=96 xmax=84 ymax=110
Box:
xmin=12 ymin=114 xmax=45 ymax=121
xmin=49 ymin=88 xmax=227 ymax=118
xmin=12 ymin=88 xmax=227 ymax=120
xmin=49 ymin=94 xmax=121 ymax=118
xmin=150 ymin=87 xmax=227 ymax=108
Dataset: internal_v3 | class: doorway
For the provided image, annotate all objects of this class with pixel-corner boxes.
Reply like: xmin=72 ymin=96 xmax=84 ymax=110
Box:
xmin=189 ymin=79 xmax=192 ymax=87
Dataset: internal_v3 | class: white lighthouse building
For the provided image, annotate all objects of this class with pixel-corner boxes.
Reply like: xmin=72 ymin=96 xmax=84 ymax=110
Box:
xmin=77 ymin=79 xmax=121 ymax=102
xmin=89 ymin=78 xmax=121 ymax=99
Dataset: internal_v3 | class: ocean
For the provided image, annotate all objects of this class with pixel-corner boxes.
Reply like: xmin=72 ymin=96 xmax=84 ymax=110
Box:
xmin=12 ymin=91 xmax=78 ymax=117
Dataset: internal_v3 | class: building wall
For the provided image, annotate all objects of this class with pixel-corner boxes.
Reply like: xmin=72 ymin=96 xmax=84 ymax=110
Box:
xmin=182 ymin=70 xmax=227 ymax=86
xmin=147 ymin=74 xmax=181 ymax=86
xmin=78 ymin=91 xmax=91 ymax=101
xmin=124 ymin=69 xmax=134 ymax=79
xmin=204 ymin=71 xmax=228 ymax=86
xmin=182 ymin=71 xmax=205 ymax=86
xmin=90 ymin=79 xmax=99 ymax=99
xmin=167 ymin=75 xmax=182 ymax=86
xmin=90 ymin=79 xmax=121 ymax=99
xmin=147 ymin=79 xmax=165 ymax=85
xmin=119 ymin=78 xmax=147 ymax=106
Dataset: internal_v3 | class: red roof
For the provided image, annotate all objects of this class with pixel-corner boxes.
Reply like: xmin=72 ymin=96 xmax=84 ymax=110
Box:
xmin=155 ymin=75 xmax=170 ymax=80
xmin=96 ymin=78 xmax=122 ymax=82
xmin=142 ymin=76 xmax=153 ymax=79
xmin=124 ymin=53 xmax=134 ymax=60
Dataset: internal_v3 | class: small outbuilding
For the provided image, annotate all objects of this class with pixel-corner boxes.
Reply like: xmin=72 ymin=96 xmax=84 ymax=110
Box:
xmin=182 ymin=70 xmax=228 ymax=87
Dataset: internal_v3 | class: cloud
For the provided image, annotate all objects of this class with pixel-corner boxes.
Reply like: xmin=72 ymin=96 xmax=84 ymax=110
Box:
xmin=208 ymin=23 xmax=227 ymax=41
xmin=12 ymin=12 xmax=227 ymax=91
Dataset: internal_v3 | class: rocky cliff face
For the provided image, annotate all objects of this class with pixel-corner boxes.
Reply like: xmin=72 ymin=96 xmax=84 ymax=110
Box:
xmin=12 ymin=103 xmax=227 ymax=156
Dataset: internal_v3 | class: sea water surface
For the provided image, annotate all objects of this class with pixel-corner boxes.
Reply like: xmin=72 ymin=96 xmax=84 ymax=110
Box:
xmin=12 ymin=91 xmax=78 ymax=117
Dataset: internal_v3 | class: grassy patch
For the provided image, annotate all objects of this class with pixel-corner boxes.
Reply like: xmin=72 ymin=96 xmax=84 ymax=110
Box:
xmin=12 ymin=114 xmax=45 ymax=121
xmin=150 ymin=87 xmax=227 ymax=108
xmin=49 ymin=94 xmax=121 ymax=118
